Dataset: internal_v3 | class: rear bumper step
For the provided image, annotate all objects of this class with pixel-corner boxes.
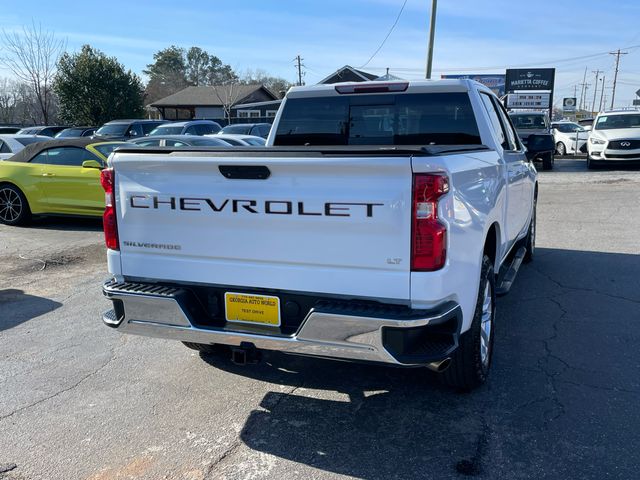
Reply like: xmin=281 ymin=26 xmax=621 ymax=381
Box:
xmin=102 ymin=279 xmax=462 ymax=367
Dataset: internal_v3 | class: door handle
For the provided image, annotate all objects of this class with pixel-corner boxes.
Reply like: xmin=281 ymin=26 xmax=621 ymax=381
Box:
xmin=42 ymin=173 xmax=56 ymax=177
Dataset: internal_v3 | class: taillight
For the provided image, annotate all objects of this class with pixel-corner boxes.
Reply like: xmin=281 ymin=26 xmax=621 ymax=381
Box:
xmin=411 ymin=173 xmax=448 ymax=271
xmin=100 ymin=168 xmax=119 ymax=250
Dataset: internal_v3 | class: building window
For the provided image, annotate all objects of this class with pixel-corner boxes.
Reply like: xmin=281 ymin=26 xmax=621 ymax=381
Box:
xmin=238 ymin=110 xmax=261 ymax=119
xmin=266 ymin=110 xmax=278 ymax=118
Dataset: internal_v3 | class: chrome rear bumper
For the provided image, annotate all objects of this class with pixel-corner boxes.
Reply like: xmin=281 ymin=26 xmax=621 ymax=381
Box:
xmin=102 ymin=279 xmax=461 ymax=367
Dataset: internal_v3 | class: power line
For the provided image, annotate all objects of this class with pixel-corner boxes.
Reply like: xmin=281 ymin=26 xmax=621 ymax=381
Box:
xmin=359 ymin=0 xmax=409 ymax=68
xmin=366 ymin=43 xmax=640 ymax=73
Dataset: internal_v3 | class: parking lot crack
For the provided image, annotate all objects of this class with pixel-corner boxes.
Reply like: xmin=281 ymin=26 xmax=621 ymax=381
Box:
xmin=0 ymin=347 xmax=118 ymax=422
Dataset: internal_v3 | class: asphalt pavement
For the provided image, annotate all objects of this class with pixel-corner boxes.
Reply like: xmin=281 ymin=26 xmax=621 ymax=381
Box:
xmin=1 ymin=157 xmax=639 ymax=480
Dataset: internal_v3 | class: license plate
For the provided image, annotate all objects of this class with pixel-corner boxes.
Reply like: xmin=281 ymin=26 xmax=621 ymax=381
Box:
xmin=225 ymin=292 xmax=281 ymax=326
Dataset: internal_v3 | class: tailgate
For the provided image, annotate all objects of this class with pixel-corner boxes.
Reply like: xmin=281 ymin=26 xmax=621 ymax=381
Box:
xmin=112 ymin=151 xmax=413 ymax=301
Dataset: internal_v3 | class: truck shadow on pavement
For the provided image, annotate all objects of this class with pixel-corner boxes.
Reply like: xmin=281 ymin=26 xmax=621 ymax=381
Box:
xmin=0 ymin=289 xmax=62 ymax=331
xmin=27 ymin=216 xmax=103 ymax=232
xmin=200 ymin=247 xmax=640 ymax=479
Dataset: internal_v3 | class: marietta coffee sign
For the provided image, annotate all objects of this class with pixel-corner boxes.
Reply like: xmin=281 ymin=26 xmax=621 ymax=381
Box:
xmin=505 ymin=68 xmax=556 ymax=92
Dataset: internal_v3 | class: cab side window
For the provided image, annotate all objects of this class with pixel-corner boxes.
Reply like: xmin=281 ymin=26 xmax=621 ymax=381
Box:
xmin=491 ymin=97 xmax=520 ymax=151
xmin=0 ymin=141 xmax=10 ymax=153
xmin=479 ymin=93 xmax=508 ymax=150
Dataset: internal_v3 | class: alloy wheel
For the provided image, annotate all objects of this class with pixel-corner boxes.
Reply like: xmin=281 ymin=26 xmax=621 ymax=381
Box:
xmin=479 ymin=282 xmax=493 ymax=368
xmin=0 ymin=188 xmax=22 ymax=223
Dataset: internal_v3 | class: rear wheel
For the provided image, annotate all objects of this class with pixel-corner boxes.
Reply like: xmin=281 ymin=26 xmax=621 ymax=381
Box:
xmin=0 ymin=184 xmax=31 ymax=226
xmin=440 ymin=255 xmax=495 ymax=391
xmin=555 ymin=142 xmax=566 ymax=156
xmin=541 ymin=152 xmax=554 ymax=170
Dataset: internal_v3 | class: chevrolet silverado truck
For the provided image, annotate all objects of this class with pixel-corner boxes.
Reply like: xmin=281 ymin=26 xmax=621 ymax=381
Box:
xmin=100 ymin=80 xmax=543 ymax=390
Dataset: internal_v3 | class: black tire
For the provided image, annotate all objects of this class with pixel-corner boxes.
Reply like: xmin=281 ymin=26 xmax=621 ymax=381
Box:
xmin=541 ymin=152 xmax=554 ymax=171
xmin=555 ymin=142 xmax=566 ymax=156
xmin=586 ymin=157 xmax=600 ymax=169
xmin=182 ymin=342 xmax=231 ymax=356
xmin=440 ymin=255 xmax=496 ymax=391
xmin=523 ymin=197 xmax=536 ymax=264
xmin=0 ymin=184 xmax=31 ymax=226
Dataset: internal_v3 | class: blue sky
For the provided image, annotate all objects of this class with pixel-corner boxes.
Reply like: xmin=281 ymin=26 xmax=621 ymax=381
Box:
xmin=2 ymin=0 xmax=639 ymax=108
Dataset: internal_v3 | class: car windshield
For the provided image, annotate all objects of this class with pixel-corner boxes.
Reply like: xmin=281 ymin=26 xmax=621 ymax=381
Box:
xmin=553 ymin=123 xmax=584 ymax=133
xmin=594 ymin=114 xmax=640 ymax=130
xmin=16 ymin=137 xmax=48 ymax=146
xmin=149 ymin=125 xmax=183 ymax=135
xmin=274 ymin=92 xmax=481 ymax=146
xmin=190 ymin=138 xmax=229 ymax=146
xmin=96 ymin=124 xmax=128 ymax=135
xmin=243 ymin=138 xmax=266 ymax=146
xmin=55 ymin=128 xmax=86 ymax=138
xmin=510 ymin=115 xmax=547 ymax=130
xmin=92 ymin=143 xmax=126 ymax=158
xmin=222 ymin=125 xmax=251 ymax=135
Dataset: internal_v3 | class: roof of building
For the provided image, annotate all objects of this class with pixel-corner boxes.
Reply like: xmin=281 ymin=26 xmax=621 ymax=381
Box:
xmin=150 ymin=84 xmax=276 ymax=108
xmin=231 ymin=99 xmax=283 ymax=109
xmin=317 ymin=65 xmax=379 ymax=84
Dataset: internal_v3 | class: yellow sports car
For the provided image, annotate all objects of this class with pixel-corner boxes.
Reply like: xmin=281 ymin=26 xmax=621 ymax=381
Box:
xmin=0 ymin=138 xmax=126 ymax=225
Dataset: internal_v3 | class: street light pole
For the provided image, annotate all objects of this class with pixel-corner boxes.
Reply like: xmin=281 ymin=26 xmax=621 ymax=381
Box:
xmin=425 ymin=0 xmax=438 ymax=79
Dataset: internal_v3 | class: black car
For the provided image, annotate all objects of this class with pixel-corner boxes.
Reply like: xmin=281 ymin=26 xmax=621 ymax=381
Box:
xmin=17 ymin=126 xmax=70 ymax=137
xmin=220 ymin=123 xmax=271 ymax=138
xmin=54 ymin=126 xmax=97 ymax=138
xmin=93 ymin=119 xmax=167 ymax=141
xmin=0 ymin=126 xmax=21 ymax=134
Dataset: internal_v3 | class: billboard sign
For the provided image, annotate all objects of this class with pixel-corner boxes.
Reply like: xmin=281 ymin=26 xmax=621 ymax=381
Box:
xmin=563 ymin=97 xmax=577 ymax=112
xmin=441 ymin=74 xmax=505 ymax=96
xmin=505 ymin=68 xmax=555 ymax=92
xmin=506 ymin=93 xmax=551 ymax=109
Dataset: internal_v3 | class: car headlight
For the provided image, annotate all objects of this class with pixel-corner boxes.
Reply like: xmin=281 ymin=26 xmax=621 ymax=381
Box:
xmin=589 ymin=137 xmax=606 ymax=145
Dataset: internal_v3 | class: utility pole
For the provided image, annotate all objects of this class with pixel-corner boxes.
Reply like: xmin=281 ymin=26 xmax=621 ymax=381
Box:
xmin=610 ymin=49 xmax=628 ymax=109
xmin=581 ymin=83 xmax=590 ymax=112
xmin=591 ymin=70 xmax=603 ymax=115
xmin=578 ymin=67 xmax=588 ymax=111
xmin=599 ymin=76 xmax=605 ymax=112
xmin=295 ymin=55 xmax=304 ymax=86
xmin=425 ymin=0 xmax=438 ymax=79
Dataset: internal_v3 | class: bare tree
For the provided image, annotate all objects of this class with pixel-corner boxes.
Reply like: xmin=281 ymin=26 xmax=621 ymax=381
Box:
xmin=211 ymin=82 xmax=245 ymax=122
xmin=1 ymin=23 xmax=65 ymax=124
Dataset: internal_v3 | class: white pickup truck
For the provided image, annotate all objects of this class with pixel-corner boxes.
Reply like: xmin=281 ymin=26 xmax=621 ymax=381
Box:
xmin=101 ymin=80 xmax=542 ymax=390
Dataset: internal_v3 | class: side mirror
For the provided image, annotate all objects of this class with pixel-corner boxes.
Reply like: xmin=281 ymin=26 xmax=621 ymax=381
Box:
xmin=82 ymin=160 xmax=102 ymax=169
xmin=526 ymin=134 xmax=555 ymax=155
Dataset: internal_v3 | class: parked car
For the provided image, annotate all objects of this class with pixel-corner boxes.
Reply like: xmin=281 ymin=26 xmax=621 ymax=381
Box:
xmin=587 ymin=109 xmax=640 ymax=169
xmin=93 ymin=119 xmax=167 ymax=141
xmin=0 ymin=138 xmax=126 ymax=225
xmin=508 ymin=110 xmax=555 ymax=169
xmin=54 ymin=126 xmax=97 ymax=138
xmin=0 ymin=127 xmax=21 ymax=134
xmin=0 ymin=135 xmax=51 ymax=160
xmin=578 ymin=118 xmax=595 ymax=131
xmin=551 ymin=122 xmax=589 ymax=155
xmin=101 ymin=79 xmax=543 ymax=390
xmin=219 ymin=123 xmax=271 ymax=138
xmin=148 ymin=120 xmax=221 ymax=136
xmin=209 ymin=134 xmax=266 ymax=146
xmin=128 ymin=135 xmax=232 ymax=147
xmin=17 ymin=126 xmax=70 ymax=137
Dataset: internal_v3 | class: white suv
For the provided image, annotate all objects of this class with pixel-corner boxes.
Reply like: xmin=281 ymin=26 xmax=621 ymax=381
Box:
xmin=587 ymin=109 xmax=640 ymax=169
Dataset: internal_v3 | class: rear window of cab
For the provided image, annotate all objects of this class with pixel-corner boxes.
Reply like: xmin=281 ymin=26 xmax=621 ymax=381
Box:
xmin=274 ymin=92 xmax=481 ymax=146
